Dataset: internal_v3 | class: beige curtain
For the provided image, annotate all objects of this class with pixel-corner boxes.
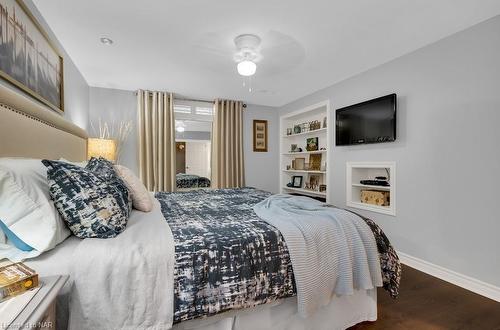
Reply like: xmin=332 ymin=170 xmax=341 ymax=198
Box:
xmin=137 ymin=90 xmax=176 ymax=192
xmin=212 ymin=99 xmax=245 ymax=189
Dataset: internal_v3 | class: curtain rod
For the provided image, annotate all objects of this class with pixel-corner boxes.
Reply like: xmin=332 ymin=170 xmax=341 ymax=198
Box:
xmin=134 ymin=91 xmax=246 ymax=107
xmin=175 ymin=96 xmax=214 ymax=104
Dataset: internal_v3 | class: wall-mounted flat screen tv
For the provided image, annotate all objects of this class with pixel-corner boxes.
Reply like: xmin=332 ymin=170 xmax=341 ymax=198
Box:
xmin=335 ymin=94 xmax=396 ymax=146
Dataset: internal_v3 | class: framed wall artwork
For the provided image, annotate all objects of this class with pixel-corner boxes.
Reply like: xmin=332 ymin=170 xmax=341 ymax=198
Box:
xmin=253 ymin=120 xmax=268 ymax=152
xmin=0 ymin=0 xmax=64 ymax=112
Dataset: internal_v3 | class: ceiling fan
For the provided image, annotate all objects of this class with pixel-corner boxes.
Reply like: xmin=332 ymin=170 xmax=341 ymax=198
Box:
xmin=233 ymin=34 xmax=262 ymax=76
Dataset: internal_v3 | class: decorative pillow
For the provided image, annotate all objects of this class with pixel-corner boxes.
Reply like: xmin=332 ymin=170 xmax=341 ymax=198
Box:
xmin=42 ymin=160 xmax=131 ymax=239
xmin=0 ymin=158 xmax=71 ymax=261
xmin=114 ymin=165 xmax=153 ymax=212
xmin=86 ymin=157 xmax=133 ymax=211
xmin=58 ymin=158 xmax=88 ymax=168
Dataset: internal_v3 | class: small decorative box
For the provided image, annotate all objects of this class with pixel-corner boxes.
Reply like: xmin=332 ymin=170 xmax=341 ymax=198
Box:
xmin=360 ymin=190 xmax=390 ymax=206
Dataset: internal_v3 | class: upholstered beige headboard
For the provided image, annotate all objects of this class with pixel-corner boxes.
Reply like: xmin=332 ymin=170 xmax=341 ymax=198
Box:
xmin=0 ymin=84 xmax=87 ymax=161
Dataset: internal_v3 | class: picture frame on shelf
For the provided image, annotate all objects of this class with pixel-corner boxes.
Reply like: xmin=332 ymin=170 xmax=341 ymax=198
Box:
xmin=309 ymin=175 xmax=321 ymax=191
xmin=292 ymin=176 xmax=303 ymax=188
xmin=293 ymin=125 xmax=301 ymax=134
xmin=293 ymin=157 xmax=305 ymax=170
xmin=301 ymin=123 xmax=308 ymax=132
xmin=306 ymin=137 xmax=319 ymax=151
xmin=309 ymin=153 xmax=322 ymax=171
xmin=319 ymin=184 xmax=327 ymax=192
xmin=290 ymin=144 xmax=298 ymax=152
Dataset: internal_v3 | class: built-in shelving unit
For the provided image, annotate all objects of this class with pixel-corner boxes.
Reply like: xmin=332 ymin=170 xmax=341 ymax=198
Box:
xmin=280 ymin=101 xmax=330 ymax=202
xmin=281 ymin=127 xmax=327 ymax=138
xmin=282 ymin=170 xmax=326 ymax=174
xmin=282 ymin=150 xmax=327 ymax=156
xmin=346 ymin=162 xmax=396 ymax=216
xmin=282 ymin=186 xmax=327 ymax=197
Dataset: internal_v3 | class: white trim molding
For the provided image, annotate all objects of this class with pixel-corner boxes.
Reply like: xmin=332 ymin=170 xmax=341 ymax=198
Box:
xmin=398 ymin=251 xmax=500 ymax=302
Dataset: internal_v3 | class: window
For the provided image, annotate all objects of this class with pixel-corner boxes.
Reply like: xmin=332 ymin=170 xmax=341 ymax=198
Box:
xmin=174 ymin=105 xmax=192 ymax=114
xmin=195 ymin=106 xmax=213 ymax=116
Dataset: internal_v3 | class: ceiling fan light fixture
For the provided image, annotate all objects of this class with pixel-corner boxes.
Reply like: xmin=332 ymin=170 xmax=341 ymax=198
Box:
xmin=237 ymin=60 xmax=257 ymax=76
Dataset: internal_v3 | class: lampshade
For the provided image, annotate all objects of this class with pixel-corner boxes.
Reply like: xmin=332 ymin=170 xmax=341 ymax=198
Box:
xmin=237 ymin=60 xmax=257 ymax=76
xmin=87 ymin=138 xmax=117 ymax=161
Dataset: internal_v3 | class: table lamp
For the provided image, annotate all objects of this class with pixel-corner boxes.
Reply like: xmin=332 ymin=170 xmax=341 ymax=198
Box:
xmin=87 ymin=138 xmax=117 ymax=162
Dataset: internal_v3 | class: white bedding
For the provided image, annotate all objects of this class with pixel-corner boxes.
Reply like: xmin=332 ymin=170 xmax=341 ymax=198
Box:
xmin=25 ymin=197 xmax=377 ymax=330
xmin=26 ymin=197 xmax=175 ymax=330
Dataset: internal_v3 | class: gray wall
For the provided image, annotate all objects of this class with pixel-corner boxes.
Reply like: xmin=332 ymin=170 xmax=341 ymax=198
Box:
xmin=244 ymin=104 xmax=280 ymax=193
xmin=89 ymin=87 xmax=138 ymax=173
xmin=279 ymin=16 xmax=500 ymax=287
xmin=0 ymin=0 xmax=89 ymax=130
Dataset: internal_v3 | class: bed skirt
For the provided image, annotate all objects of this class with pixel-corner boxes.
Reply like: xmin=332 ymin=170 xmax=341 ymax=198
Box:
xmin=172 ymin=289 xmax=377 ymax=330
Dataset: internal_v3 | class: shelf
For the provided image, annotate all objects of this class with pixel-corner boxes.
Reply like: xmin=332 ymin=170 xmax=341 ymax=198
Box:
xmin=347 ymin=201 xmax=393 ymax=216
xmin=282 ymin=128 xmax=326 ymax=138
xmin=282 ymin=186 xmax=326 ymax=197
xmin=282 ymin=170 xmax=326 ymax=174
xmin=282 ymin=150 xmax=327 ymax=155
xmin=351 ymin=183 xmax=390 ymax=191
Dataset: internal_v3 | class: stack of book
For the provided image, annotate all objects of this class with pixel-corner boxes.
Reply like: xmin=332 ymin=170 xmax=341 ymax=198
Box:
xmin=0 ymin=262 xmax=39 ymax=302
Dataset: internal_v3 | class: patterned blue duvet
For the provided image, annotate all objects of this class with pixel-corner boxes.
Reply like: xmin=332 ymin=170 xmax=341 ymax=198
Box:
xmin=155 ymin=188 xmax=296 ymax=323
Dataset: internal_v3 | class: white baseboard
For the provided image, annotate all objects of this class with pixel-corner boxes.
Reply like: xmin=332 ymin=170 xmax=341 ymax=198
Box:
xmin=397 ymin=251 xmax=500 ymax=302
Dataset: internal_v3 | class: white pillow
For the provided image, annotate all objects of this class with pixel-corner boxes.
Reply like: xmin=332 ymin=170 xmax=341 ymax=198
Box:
xmin=114 ymin=165 xmax=153 ymax=212
xmin=0 ymin=158 xmax=71 ymax=261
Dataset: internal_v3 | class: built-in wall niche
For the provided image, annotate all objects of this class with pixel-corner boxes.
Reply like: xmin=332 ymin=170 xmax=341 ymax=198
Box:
xmin=346 ymin=162 xmax=396 ymax=216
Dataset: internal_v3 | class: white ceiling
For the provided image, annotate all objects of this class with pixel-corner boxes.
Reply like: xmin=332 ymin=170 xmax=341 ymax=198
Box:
xmin=33 ymin=0 xmax=500 ymax=107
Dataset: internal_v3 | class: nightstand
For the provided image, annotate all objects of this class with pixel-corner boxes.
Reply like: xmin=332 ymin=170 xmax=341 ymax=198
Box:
xmin=5 ymin=275 xmax=68 ymax=330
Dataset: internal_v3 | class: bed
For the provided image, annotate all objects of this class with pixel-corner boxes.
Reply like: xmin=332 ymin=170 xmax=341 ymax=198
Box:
xmin=0 ymin=87 xmax=400 ymax=330
xmin=176 ymin=173 xmax=211 ymax=189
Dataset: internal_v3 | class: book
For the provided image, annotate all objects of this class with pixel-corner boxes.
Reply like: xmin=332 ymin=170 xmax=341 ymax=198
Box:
xmin=0 ymin=263 xmax=39 ymax=303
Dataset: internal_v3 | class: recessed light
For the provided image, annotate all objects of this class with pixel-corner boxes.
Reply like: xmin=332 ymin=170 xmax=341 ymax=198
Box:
xmin=100 ymin=37 xmax=114 ymax=45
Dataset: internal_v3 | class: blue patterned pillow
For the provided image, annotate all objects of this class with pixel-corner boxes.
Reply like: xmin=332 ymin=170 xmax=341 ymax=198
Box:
xmin=86 ymin=157 xmax=132 ymax=212
xmin=42 ymin=160 xmax=131 ymax=239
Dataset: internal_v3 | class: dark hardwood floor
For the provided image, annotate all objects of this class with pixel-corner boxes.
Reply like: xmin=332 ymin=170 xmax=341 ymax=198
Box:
xmin=350 ymin=265 xmax=500 ymax=330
